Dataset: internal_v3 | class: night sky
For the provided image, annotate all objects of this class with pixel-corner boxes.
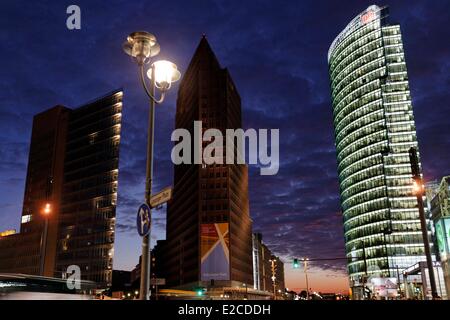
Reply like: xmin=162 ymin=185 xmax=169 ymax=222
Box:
xmin=1 ymin=1 xmax=449 ymax=293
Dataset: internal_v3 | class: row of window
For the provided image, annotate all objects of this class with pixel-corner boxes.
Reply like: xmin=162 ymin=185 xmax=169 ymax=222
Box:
xmin=335 ymin=99 xmax=384 ymax=139
xmin=333 ymin=60 xmax=385 ymax=106
xmin=334 ymin=83 xmax=380 ymax=121
xmin=337 ymin=124 xmax=386 ymax=161
xmin=338 ymin=141 xmax=387 ymax=175
xmin=329 ymin=24 xmax=381 ymax=74
xmin=331 ymin=47 xmax=384 ymax=94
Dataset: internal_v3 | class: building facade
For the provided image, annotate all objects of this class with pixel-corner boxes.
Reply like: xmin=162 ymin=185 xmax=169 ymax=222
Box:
xmin=328 ymin=5 xmax=433 ymax=298
xmin=0 ymin=90 xmax=122 ymax=289
xmin=252 ymin=233 xmax=285 ymax=295
xmin=164 ymin=37 xmax=253 ymax=289
xmin=430 ymin=176 xmax=450 ymax=296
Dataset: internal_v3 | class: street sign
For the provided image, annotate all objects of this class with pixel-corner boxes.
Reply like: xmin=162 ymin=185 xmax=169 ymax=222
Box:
xmin=136 ymin=203 xmax=151 ymax=237
xmin=150 ymin=278 xmax=166 ymax=286
xmin=150 ymin=186 xmax=173 ymax=208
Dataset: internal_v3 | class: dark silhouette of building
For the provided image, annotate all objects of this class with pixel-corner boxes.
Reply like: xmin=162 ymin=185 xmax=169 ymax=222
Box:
xmin=164 ymin=37 xmax=253 ymax=289
xmin=0 ymin=89 xmax=123 ymax=289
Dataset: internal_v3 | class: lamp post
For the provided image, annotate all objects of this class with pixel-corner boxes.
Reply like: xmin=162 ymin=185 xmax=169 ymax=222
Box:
xmin=301 ymin=258 xmax=310 ymax=300
xmin=408 ymin=147 xmax=438 ymax=299
xmin=269 ymin=258 xmax=277 ymax=300
xmin=358 ymin=239 xmax=368 ymax=300
xmin=123 ymin=31 xmax=181 ymax=300
xmin=39 ymin=202 xmax=51 ymax=276
xmin=242 ymin=283 xmax=248 ymax=300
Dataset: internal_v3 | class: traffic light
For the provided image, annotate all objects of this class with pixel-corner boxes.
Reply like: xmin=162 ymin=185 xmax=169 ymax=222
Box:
xmin=195 ymin=287 xmax=206 ymax=296
xmin=293 ymin=258 xmax=299 ymax=269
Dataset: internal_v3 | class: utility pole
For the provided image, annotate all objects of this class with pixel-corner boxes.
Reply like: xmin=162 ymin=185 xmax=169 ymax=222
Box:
xmin=409 ymin=147 xmax=438 ymax=299
xmin=361 ymin=240 xmax=368 ymax=300
xmin=270 ymin=259 xmax=277 ymax=300
xmin=302 ymin=258 xmax=310 ymax=300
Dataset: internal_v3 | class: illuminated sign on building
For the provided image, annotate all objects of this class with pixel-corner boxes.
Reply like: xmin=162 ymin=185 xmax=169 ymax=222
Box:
xmin=361 ymin=10 xmax=376 ymax=24
xmin=436 ymin=218 xmax=450 ymax=260
xmin=0 ymin=229 xmax=16 ymax=237
xmin=200 ymin=223 xmax=230 ymax=281
xmin=328 ymin=5 xmax=382 ymax=62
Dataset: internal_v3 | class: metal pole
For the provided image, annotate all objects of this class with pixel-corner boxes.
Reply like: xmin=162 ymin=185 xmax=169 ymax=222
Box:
xmin=270 ymin=259 xmax=276 ymax=300
xmin=361 ymin=240 xmax=368 ymax=300
xmin=39 ymin=217 xmax=49 ymax=276
xmin=403 ymin=272 xmax=410 ymax=300
xmin=139 ymin=66 xmax=156 ymax=300
xmin=383 ymin=232 xmax=391 ymax=277
xmin=409 ymin=147 xmax=438 ymax=299
xmin=304 ymin=259 xmax=310 ymax=300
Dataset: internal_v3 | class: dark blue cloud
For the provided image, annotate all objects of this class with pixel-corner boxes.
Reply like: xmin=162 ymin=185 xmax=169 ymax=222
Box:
xmin=1 ymin=0 xmax=449 ymax=285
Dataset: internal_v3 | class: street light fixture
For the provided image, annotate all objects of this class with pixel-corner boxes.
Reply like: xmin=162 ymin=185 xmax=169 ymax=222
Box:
xmin=43 ymin=203 xmax=51 ymax=215
xmin=269 ymin=258 xmax=277 ymax=300
xmin=242 ymin=283 xmax=248 ymax=300
xmin=301 ymin=257 xmax=310 ymax=300
xmin=123 ymin=31 xmax=181 ymax=301
xmin=409 ymin=147 xmax=438 ymax=299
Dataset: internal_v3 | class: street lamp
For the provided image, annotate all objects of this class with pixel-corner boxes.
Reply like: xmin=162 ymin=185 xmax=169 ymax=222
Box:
xmin=39 ymin=202 xmax=51 ymax=276
xmin=301 ymin=258 xmax=310 ymax=300
xmin=269 ymin=258 xmax=277 ymax=300
xmin=409 ymin=147 xmax=438 ymax=299
xmin=242 ymin=283 xmax=248 ymax=300
xmin=123 ymin=31 xmax=181 ymax=300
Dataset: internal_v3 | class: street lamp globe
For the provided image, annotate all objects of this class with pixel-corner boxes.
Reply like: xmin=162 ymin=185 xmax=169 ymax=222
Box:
xmin=148 ymin=60 xmax=181 ymax=91
xmin=43 ymin=203 xmax=51 ymax=215
xmin=412 ymin=180 xmax=424 ymax=195
xmin=123 ymin=31 xmax=160 ymax=65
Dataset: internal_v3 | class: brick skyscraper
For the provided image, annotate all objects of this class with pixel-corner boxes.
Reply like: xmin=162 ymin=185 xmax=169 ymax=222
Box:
xmin=164 ymin=37 xmax=253 ymax=289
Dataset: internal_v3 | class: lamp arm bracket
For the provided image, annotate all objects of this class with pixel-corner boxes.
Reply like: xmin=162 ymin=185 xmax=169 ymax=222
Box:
xmin=139 ymin=65 xmax=165 ymax=104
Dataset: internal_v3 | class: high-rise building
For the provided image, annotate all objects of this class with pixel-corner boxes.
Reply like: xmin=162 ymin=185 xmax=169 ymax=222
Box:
xmin=0 ymin=89 xmax=122 ymax=289
xmin=328 ymin=5 xmax=434 ymax=298
xmin=164 ymin=37 xmax=253 ymax=289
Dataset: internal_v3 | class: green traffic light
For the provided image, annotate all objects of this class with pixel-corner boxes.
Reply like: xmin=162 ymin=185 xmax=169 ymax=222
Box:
xmin=293 ymin=259 xmax=299 ymax=269
xmin=196 ymin=288 xmax=204 ymax=296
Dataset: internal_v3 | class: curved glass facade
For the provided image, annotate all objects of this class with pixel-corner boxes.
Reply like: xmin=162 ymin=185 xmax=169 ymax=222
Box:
xmin=328 ymin=5 xmax=432 ymax=291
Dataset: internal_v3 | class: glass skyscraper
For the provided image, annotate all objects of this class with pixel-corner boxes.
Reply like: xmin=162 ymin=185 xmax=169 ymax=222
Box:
xmin=328 ymin=5 xmax=433 ymax=297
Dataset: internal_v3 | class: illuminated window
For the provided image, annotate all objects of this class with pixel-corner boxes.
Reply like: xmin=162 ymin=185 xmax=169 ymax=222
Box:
xmin=21 ymin=214 xmax=32 ymax=224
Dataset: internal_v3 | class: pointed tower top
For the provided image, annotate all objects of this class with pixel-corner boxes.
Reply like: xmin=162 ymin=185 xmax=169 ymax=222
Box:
xmin=181 ymin=36 xmax=221 ymax=86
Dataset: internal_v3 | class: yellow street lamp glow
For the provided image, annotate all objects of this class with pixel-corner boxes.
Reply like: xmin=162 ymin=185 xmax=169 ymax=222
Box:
xmin=412 ymin=180 xmax=424 ymax=195
xmin=148 ymin=60 xmax=181 ymax=91
xmin=43 ymin=203 xmax=51 ymax=215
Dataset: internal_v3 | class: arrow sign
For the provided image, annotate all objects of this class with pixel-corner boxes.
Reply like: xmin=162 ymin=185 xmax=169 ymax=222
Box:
xmin=150 ymin=186 xmax=173 ymax=208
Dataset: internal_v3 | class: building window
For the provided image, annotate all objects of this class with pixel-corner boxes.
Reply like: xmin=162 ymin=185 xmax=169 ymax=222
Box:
xmin=21 ymin=214 xmax=32 ymax=224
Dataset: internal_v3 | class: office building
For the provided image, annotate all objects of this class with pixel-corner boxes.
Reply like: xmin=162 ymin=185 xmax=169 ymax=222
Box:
xmin=164 ymin=37 xmax=253 ymax=289
xmin=252 ymin=233 xmax=285 ymax=295
xmin=0 ymin=89 xmax=122 ymax=289
xmin=328 ymin=5 xmax=434 ymax=298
